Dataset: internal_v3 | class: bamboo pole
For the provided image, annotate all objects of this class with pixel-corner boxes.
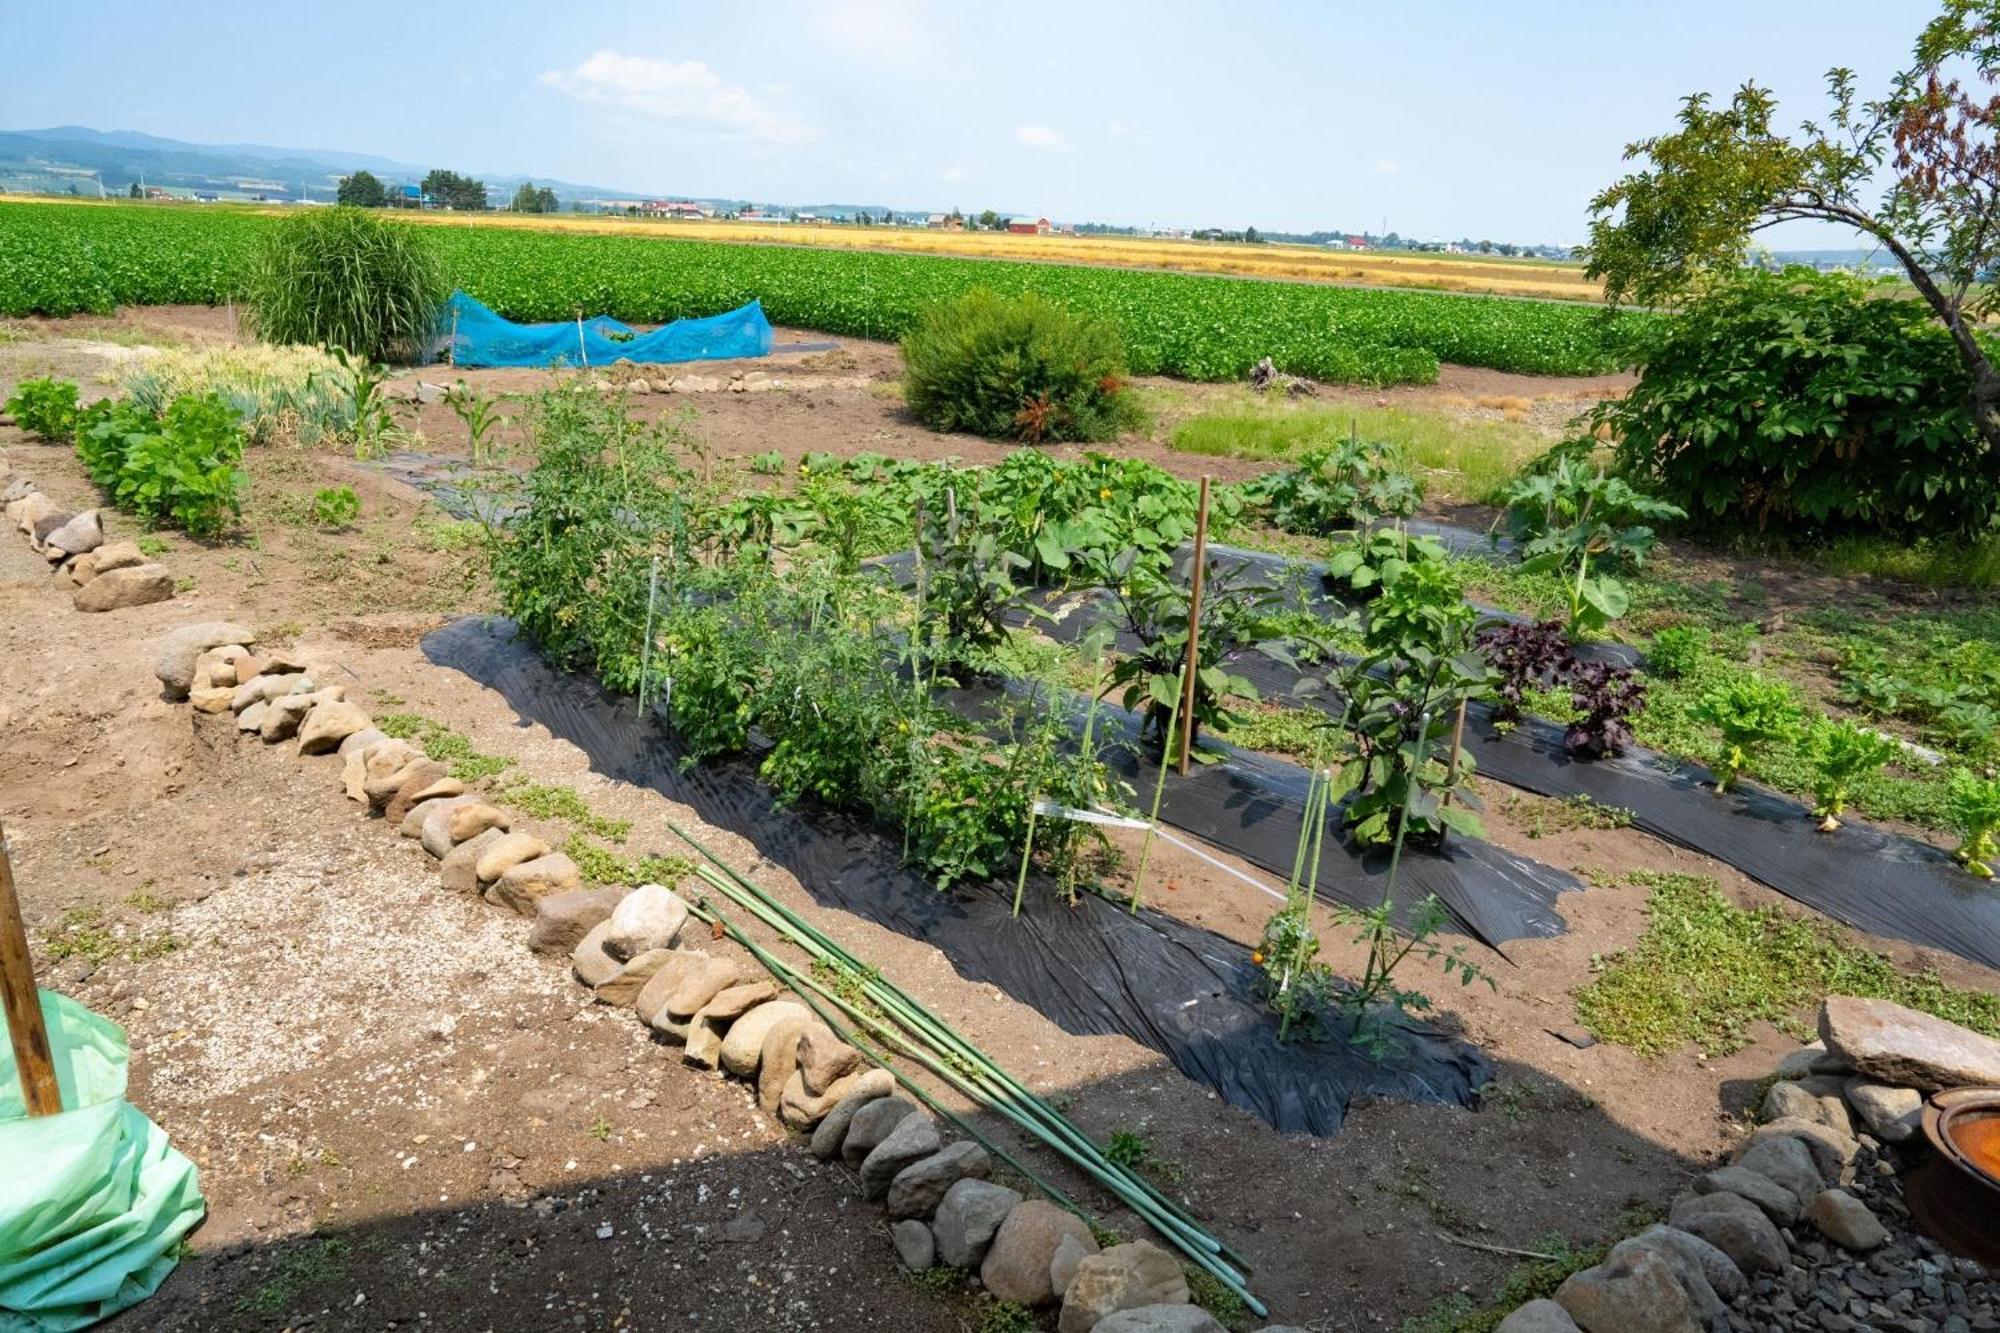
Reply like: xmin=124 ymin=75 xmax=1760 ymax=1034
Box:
xmin=1438 ymin=698 xmax=1470 ymax=844
xmin=1176 ymin=476 xmax=1213 ymax=777
xmin=0 ymin=823 xmax=61 ymax=1116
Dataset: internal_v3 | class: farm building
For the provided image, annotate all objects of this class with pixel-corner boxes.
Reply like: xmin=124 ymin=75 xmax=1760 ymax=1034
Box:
xmin=1005 ymin=216 xmax=1052 ymax=235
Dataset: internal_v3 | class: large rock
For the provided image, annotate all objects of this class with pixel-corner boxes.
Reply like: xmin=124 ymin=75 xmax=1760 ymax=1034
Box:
xmin=1050 ymin=1233 xmax=1091 ymax=1301
xmin=796 ymin=1022 xmax=863 ymax=1096
xmin=75 ymin=563 xmax=173 ymax=611
xmin=235 ymin=671 xmax=311 ymax=715
xmin=1736 ymin=1117 xmax=1858 ymax=1184
xmin=1762 ymin=1078 xmax=1852 ymax=1137
xmin=528 ymin=886 xmax=626 ymax=956
xmin=1091 ymin=1307 xmax=1224 ymax=1333
xmin=634 ymin=950 xmax=717 ymax=1034
xmin=1843 ymin=1079 xmax=1922 ymax=1143
xmin=933 ymin=1179 xmax=1022 ymax=1269
xmin=1775 ymin=1040 xmax=1850 ymax=1079
xmin=755 ymin=1014 xmax=812 ymax=1113
xmin=1820 ymin=994 xmax=2000 ymax=1091
xmin=601 ymin=883 xmax=688 ymax=961
xmin=779 ymin=1068 xmax=865 ymax=1131
xmin=12 ymin=492 xmax=57 ymax=534
xmin=1621 ymin=1224 xmax=1745 ymax=1302
xmin=349 ymin=739 xmax=416 ymax=801
xmin=886 ymin=1142 xmax=990 ymax=1221
xmin=1606 ymin=1231 xmax=1727 ymax=1329
xmin=981 ymin=1200 xmax=1096 ymax=1307
xmin=259 ymin=692 xmax=318 ymax=742
xmin=659 ymin=955 xmax=742 ymax=1021
xmin=1666 ymin=1192 xmax=1787 ymax=1275
xmin=151 ymin=621 xmax=255 ymax=699
xmin=474 ymin=831 xmax=550 ymax=884
xmin=337 ymin=726 xmax=386 ymax=760
xmin=418 ymin=798 xmax=483 ymax=857
xmin=857 ymin=1111 xmax=941 ymax=1198
xmin=808 ymin=1069 xmax=897 ymax=1157
xmin=42 ymin=509 xmax=102 ymax=557
xmin=192 ymin=644 xmax=252 ymax=691
xmin=487 ymin=853 xmax=582 ymax=915
xmin=1806 ymin=1188 xmax=1889 ymax=1251
xmin=571 ymin=921 xmax=622 ymax=988
xmin=399 ymin=787 xmax=469 ymax=837
xmin=298 ymin=700 xmax=372 ymax=755
xmin=30 ymin=510 xmax=70 ymax=548
xmin=891 ymin=1219 xmax=934 ymax=1273
xmin=594 ymin=948 xmax=673 ymax=1007
xmin=439 ymin=827 xmax=508 ymax=893
xmin=1496 ymin=1301 xmax=1581 ymax=1333
xmin=1057 ymin=1240 xmax=1192 ymax=1333
xmin=842 ymin=1095 xmax=920 ymax=1167
xmin=236 ymin=700 xmax=269 ymax=733
xmin=1730 ymin=1133 xmax=1823 ymax=1206
xmin=718 ymin=999 xmax=812 ymax=1077
xmin=1692 ymin=1166 xmax=1800 ymax=1226
xmin=1555 ymin=1248 xmax=1701 ymax=1333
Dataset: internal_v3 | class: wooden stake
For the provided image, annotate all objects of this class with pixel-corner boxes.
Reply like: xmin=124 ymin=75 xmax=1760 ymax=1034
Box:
xmin=1438 ymin=698 xmax=1470 ymax=846
xmin=1176 ymin=476 xmax=1213 ymax=777
xmin=0 ymin=822 xmax=62 ymax=1117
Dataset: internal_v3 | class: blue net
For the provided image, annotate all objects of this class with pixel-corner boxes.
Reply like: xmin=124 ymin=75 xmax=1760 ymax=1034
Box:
xmin=441 ymin=291 xmax=773 ymax=369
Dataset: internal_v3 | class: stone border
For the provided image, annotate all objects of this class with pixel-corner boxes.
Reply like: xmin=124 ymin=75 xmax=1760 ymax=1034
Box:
xmin=149 ymin=620 xmax=1294 ymax=1333
xmin=1489 ymin=1005 xmax=2000 ymax=1333
xmin=0 ymin=448 xmax=180 ymax=611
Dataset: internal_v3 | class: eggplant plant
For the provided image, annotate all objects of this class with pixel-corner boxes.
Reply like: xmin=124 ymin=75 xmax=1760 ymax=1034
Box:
xmin=1246 ymin=436 xmax=1422 ymax=536
xmin=1099 ymin=550 xmax=1293 ymax=762
xmin=913 ymin=490 xmax=1035 ymax=673
xmin=1323 ymin=526 xmax=1449 ymax=601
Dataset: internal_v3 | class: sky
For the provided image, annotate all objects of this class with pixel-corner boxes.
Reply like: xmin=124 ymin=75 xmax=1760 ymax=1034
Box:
xmin=1 ymin=0 xmax=1939 ymax=246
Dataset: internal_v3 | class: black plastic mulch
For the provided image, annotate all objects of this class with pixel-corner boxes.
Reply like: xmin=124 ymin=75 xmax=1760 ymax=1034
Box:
xmin=422 ymin=616 xmax=1494 ymax=1136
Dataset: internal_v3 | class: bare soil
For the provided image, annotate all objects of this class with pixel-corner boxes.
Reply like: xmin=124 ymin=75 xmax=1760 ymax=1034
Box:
xmin=1 ymin=308 xmax=1991 ymax=1333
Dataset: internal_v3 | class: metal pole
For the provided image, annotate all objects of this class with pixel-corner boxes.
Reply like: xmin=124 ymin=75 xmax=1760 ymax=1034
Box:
xmin=0 ymin=823 xmax=62 ymax=1116
xmin=576 ymin=314 xmax=589 ymax=369
xmin=1176 ymin=476 xmax=1212 ymax=776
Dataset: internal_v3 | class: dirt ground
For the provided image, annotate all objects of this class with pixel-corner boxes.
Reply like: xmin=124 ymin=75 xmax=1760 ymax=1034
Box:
xmin=2 ymin=308 xmax=1994 ymax=1332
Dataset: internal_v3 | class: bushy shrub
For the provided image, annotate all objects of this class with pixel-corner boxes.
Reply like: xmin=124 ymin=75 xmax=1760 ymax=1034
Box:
xmin=902 ymin=289 xmax=1141 ymax=443
xmin=1597 ymin=267 xmax=1997 ymax=537
xmin=3 ymin=376 xmax=82 ymax=440
xmin=74 ymin=393 xmax=245 ymax=537
xmin=246 ymin=207 xmax=447 ymax=364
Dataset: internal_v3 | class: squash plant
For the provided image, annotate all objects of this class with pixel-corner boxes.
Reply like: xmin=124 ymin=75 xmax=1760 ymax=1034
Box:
xmin=1499 ymin=455 xmax=1684 ymax=638
xmin=1245 ymin=436 xmax=1421 ymax=536
xmin=1323 ymin=526 xmax=1450 ymax=601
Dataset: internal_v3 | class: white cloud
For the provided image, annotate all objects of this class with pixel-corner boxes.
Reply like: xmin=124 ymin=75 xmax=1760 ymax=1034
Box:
xmin=1015 ymin=125 xmax=1068 ymax=151
xmin=540 ymin=51 xmax=821 ymax=147
xmin=1372 ymin=158 xmax=1400 ymax=175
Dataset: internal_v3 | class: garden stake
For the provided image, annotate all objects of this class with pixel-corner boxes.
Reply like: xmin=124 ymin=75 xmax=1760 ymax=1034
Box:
xmin=1129 ymin=659 xmax=1189 ymax=915
xmin=0 ymin=822 xmax=61 ymax=1116
xmin=1176 ymin=475 xmax=1213 ymax=776
xmin=446 ymin=304 xmax=459 ymax=367
xmin=636 ymin=553 xmax=660 ymax=719
xmin=575 ymin=313 xmax=588 ymax=367
xmin=1439 ymin=698 xmax=1469 ymax=844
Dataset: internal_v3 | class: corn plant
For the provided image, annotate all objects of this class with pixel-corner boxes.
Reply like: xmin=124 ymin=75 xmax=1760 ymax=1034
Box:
xmin=443 ymin=381 xmax=508 ymax=463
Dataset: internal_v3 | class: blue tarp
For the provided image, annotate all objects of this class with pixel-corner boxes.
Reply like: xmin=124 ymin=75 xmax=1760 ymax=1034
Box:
xmin=442 ymin=291 xmax=774 ymax=369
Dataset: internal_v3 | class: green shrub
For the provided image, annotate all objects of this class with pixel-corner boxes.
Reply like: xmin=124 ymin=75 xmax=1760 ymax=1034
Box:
xmin=246 ymin=207 xmax=447 ymax=364
xmin=902 ymin=289 xmax=1141 ymax=443
xmin=76 ymin=393 xmax=245 ymax=537
xmin=1598 ymin=267 xmax=1998 ymax=538
xmin=3 ymin=376 xmax=82 ymax=440
xmin=308 ymin=486 xmax=360 ymax=529
xmin=1645 ymin=625 xmax=1711 ymax=679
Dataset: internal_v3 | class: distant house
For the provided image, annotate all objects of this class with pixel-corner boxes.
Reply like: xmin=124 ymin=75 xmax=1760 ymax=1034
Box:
xmin=925 ymin=213 xmax=966 ymax=231
xmin=1346 ymin=236 xmax=1368 ymax=250
xmin=1006 ymin=216 xmax=1051 ymax=235
xmin=191 ymin=192 xmax=219 ymax=203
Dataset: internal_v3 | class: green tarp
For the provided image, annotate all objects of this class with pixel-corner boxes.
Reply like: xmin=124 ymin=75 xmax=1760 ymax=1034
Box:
xmin=1 ymin=989 xmax=204 ymax=1331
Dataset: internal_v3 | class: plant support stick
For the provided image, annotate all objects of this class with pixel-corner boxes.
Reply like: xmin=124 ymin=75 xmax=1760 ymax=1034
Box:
xmin=1176 ymin=475 xmax=1212 ymax=776
xmin=0 ymin=823 xmax=60 ymax=1116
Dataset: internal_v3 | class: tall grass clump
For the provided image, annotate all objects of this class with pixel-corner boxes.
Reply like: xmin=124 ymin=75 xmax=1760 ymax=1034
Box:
xmin=902 ymin=289 xmax=1143 ymax=444
xmin=245 ymin=207 xmax=446 ymax=364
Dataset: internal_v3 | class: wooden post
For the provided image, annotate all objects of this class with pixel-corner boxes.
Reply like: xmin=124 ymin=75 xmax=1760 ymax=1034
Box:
xmin=1176 ymin=476 xmax=1213 ymax=776
xmin=0 ymin=823 xmax=62 ymax=1117
xmin=1437 ymin=698 xmax=1471 ymax=845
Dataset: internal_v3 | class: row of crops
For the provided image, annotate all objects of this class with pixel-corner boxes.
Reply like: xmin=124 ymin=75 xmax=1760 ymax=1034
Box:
xmin=0 ymin=201 xmax=1636 ymax=384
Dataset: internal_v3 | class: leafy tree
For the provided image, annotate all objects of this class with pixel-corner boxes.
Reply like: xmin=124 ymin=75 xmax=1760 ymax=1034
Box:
xmin=422 ymin=169 xmax=488 ymax=211
xmin=127 ymin=181 xmax=142 ymax=199
xmin=1584 ymin=0 xmax=2000 ymax=468
xmin=976 ymin=209 xmax=1001 ymax=230
xmin=1245 ymin=225 xmax=1261 ymax=243
xmin=337 ymin=170 xmax=387 ymax=208
xmin=509 ymin=182 xmax=558 ymax=213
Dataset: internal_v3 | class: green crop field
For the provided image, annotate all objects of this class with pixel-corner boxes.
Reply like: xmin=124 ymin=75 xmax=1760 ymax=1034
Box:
xmin=0 ymin=200 xmax=1635 ymax=384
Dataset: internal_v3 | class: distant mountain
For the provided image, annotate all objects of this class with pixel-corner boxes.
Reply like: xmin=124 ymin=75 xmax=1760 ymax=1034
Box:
xmin=1767 ymin=247 xmax=1903 ymax=272
xmin=0 ymin=125 xmax=643 ymax=204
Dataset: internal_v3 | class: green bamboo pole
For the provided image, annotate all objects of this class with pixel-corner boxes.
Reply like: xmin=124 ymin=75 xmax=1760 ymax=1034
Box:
xmin=1128 ymin=659 xmax=1189 ymax=915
